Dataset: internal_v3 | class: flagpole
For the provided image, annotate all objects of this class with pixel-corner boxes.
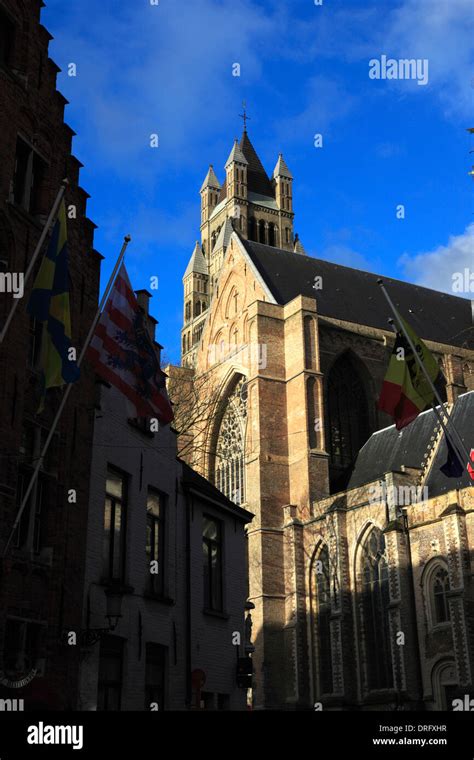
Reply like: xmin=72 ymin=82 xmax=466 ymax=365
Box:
xmin=378 ymin=279 xmax=473 ymax=474
xmin=0 ymin=179 xmax=69 ymax=346
xmin=2 ymin=234 xmax=131 ymax=559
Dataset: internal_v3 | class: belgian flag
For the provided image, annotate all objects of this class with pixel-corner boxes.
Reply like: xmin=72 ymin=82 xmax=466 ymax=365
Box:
xmin=378 ymin=318 xmax=446 ymax=430
xmin=27 ymin=201 xmax=80 ymax=408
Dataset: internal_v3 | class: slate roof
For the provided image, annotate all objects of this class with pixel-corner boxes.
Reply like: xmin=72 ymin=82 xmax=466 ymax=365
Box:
xmin=239 ymin=238 xmax=473 ymax=348
xmin=183 ymin=241 xmax=208 ymax=278
xmin=214 ymin=217 xmax=234 ymax=250
xmin=273 ymin=153 xmax=293 ymax=179
xmin=180 ymin=461 xmax=254 ymax=522
xmin=240 ymin=131 xmax=275 ymax=198
xmin=225 ymin=139 xmax=248 ymax=168
xmin=348 ymin=392 xmax=474 ymax=498
xmin=247 ymin=191 xmax=279 ymax=211
xmin=200 ymin=165 xmax=221 ymax=192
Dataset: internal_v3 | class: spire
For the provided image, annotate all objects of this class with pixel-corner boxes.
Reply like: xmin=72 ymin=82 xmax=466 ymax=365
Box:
xmin=273 ymin=153 xmax=293 ymax=180
xmin=200 ymin=164 xmax=221 ymax=192
xmin=214 ymin=217 xmax=234 ymax=251
xmin=225 ymin=139 xmax=248 ymax=168
xmin=239 ymin=131 xmax=274 ymax=197
xmin=293 ymin=233 xmax=306 ymax=255
xmin=183 ymin=241 xmax=208 ymax=278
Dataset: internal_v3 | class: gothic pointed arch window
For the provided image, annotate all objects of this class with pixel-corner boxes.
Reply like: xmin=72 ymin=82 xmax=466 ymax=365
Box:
xmin=359 ymin=527 xmax=393 ymax=691
xmin=268 ymin=223 xmax=276 ymax=247
xmin=326 ymin=352 xmax=370 ymax=493
xmin=312 ymin=544 xmax=333 ymax=696
xmin=258 ymin=219 xmax=266 ymax=244
xmin=248 ymin=217 xmax=256 ymax=242
xmin=214 ymin=377 xmax=247 ymax=505
xmin=424 ymin=560 xmax=451 ymax=628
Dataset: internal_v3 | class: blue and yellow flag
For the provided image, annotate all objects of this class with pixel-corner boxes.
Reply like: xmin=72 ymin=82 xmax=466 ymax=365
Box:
xmin=27 ymin=201 xmax=79 ymax=407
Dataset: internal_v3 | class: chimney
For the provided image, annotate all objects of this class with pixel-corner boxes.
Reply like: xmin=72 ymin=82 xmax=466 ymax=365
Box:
xmin=135 ymin=289 xmax=157 ymax=341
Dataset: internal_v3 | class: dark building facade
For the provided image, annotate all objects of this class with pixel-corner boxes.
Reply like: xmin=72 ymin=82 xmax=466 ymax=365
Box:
xmin=0 ymin=0 xmax=101 ymax=708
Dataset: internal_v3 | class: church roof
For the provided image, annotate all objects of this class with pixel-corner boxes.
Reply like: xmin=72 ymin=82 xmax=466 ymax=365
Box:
xmin=200 ymin=165 xmax=221 ymax=192
xmin=239 ymin=238 xmax=473 ymax=349
xmin=273 ymin=153 xmax=293 ymax=179
xmin=348 ymin=392 xmax=474 ymax=497
xmin=183 ymin=241 xmax=208 ymax=278
xmin=240 ymin=131 xmax=275 ymax=198
xmin=247 ymin=191 xmax=279 ymax=210
xmin=225 ymin=139 xmax=248 ymax=168
xmin=214 ymin=217 xmax=234 ymax=250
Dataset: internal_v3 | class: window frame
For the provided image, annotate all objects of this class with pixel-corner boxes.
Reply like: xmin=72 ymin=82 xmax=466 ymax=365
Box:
xmin=145 ymin=488 xmax=165 ymax=597
xmin=103 ymin=466 xmax=128 ymax=584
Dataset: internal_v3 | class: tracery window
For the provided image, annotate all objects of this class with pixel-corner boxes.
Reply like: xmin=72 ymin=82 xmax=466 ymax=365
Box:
xmin=215 ymin=378 xmax=247 ymax=505
xmin=360 ymin=528 xmax=393 ymax=691
xmin=327 ymin=352 xmax=370 ymax=492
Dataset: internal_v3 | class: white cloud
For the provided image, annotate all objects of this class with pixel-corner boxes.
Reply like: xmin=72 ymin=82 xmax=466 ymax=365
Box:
xmin=380 ymin=0 xmax=474 ymax=118
xmin=398 ymin=224 xmax=474 ymax=296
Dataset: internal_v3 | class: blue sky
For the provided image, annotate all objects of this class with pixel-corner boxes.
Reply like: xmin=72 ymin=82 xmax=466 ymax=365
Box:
xmin=42 ymin=0 xmax=473 ymax=363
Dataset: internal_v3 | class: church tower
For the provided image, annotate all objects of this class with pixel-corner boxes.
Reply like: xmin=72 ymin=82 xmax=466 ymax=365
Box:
xmin=182 ymin=124 xmax=300 ymax=367
xmin=182 ymin=241 xmax=209 ymax=368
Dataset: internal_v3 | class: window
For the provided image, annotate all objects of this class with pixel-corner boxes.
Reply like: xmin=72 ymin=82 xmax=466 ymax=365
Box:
xmin=203 ymin=516 xmax=223 ymax=611
xmin=97 ymin=636 xmax=124 ymax=711
xmin=314 ymin=546 xmax=333 ymax=695
xmin=432 ymin=567 xmax=450 ymax=624
xmin=103 ymin=468 xmax=127 ymax=582
xmin=0 ymin=8 xmax=14 ymax=68
xmin=327 ymin=352 xmax=370 ymax=493
xmin=360 ymin=528 xmax=393 ymax=691
xmin=425 ymin=563 xmax=451 ymax=627
xmin=258 ymin=219 xmax=266 ymax=244
xmin=145 ymin=643 xmax=166 ymax=710
xmin=13 ymin=138 xmax=47 ymax=215
xmin=215 ymin=377 xmax=247 ymax=505
xmin=268 ymin=223 xmax=276 ymax=247
xmin=185 ymin=301 xmax=191 ymax=322
xmin=13 ymin=469 xmax=48 ymax=552
xmin=146 ymin=490 xmax=164 ymax=596
xmin=3 ymin=619 xmax=42 ymax=678
xmin=248 ymin=217 xmax=256 ymax=242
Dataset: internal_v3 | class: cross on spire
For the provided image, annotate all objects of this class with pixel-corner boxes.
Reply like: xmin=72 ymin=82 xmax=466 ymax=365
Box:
xmin=239 ymin=101 xmax=250 ymax=132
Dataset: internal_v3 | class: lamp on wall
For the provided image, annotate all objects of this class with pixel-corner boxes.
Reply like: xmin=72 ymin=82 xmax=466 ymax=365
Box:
xmin=80 ymin=582 xmax=124 ymax=647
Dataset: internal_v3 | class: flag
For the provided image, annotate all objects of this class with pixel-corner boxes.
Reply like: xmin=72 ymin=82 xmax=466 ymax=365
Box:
xmin=87 ymin=263 xmax=174 ymax=424
xmin=440 ymin=435 xmax=464 ymax=478
xmin=468 ymin=449 xmax=474 ymax=481
xmin=378 ymin=317 xmax=446 ymax=430
xmin=27 ymin=200 xmax=79 ymax=408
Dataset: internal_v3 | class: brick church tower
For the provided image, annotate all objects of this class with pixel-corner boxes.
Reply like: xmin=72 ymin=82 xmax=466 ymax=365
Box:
xmin=182 ymin=127 xmax=301 ymax=369
xmin=171 ymin=126 xmax=474 ymax=711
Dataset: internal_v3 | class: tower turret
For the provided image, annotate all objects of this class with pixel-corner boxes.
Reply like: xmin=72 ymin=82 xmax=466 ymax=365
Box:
xmin=182 ymin=241 xmax=209 ymax=367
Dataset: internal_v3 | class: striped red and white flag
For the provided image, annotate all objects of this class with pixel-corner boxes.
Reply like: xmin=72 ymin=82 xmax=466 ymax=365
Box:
xmin=87 ymin=263 xmax=174 ymax=424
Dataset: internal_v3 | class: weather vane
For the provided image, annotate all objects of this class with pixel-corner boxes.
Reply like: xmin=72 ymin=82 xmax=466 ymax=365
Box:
xmin=240 ymin=101 xmax=250 ymax=132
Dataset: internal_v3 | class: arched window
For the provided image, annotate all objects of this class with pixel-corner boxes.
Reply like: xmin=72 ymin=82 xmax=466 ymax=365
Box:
xmin=285 ymin=227 xmax=291 ymax=244
xmin=194 ymin=301 xmax=201 ymax=318
xmin=248 ymin=217 xmax=256 ymax=241
xmin=182 ymin=335 xmax=186 ymax=353
xmin=425 ymin=562 xmax=451 ymax=627
xmin=268 ymin=223 xmax=276 ymax=247
xmin=215 ymin=377 xmax=247 ymax=505
xmin=258 ymin=220 xmax=266 ymax=244
xmin=326 ymin=352 xmax=370 ymax=493
xmin=314 ymin=545 xmax=333 ymax=695
xmin=185 ymin=301 xmax=191 ymax=321
xmin=359 ymin=528 xmax=393 ymax=691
